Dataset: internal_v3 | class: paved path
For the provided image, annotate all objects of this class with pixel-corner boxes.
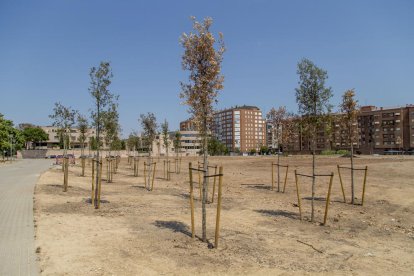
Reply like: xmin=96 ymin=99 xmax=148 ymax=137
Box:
xmin=0 ymin=159 xmax=52 ymax=276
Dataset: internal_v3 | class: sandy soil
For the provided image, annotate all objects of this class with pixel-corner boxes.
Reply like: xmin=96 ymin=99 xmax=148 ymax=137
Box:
xmin=34 ymin=155 xmax=414 ymax=275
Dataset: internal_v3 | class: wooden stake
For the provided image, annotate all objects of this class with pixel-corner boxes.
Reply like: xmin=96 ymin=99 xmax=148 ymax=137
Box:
xmin=189 ymin=162 xmax=195 ymax=239
xmin=323 ymin=173 xmax=334 ymax=225
xmin=81 ymin=157 xmax=85 ymax=177
xmin=283 ymin=165 xmax=289 ymax=193
xmin=211 ymin=166 xmax=217 ymax=203
xmin=361 ymin=166 xmax=368 ymax=206
xmin=144 ymin=161 xmax=147 ymax=189
xmin=214 ymin=166 xmax=224 ymax=249
xmin=151 ymin=162 xmax=156 ymax=191
xmin=97 ymin=160 xmax=102 ymax=209
xmin=198 ymin=163 xmax=202 ymax=200
xmin=337 ymin=165 xmax=346 ymax=203
xmin=294 ymin=170 xmax=302 ymax=220
xmin=271 ymin=162 xmax=274 ymax=191
xmin=91 ymin=159 xmax=95 ymax=203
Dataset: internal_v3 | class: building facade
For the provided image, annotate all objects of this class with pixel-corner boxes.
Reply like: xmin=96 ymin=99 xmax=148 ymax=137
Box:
xmin=38 ymin=126 xmax=98 ymax=149
xmin=212 ymin=105 xmax=266 ymax=153
xmin=283 ymin=105 xmax=414 ymax=154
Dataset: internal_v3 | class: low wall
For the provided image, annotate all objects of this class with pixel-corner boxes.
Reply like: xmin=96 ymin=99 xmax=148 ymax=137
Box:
xmin=21 ymin=149 xmax=47 ymax=159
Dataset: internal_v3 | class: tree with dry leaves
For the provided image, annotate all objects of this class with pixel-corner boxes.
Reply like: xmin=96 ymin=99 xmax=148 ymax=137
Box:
xmin=339 ymin=89 xmax=359 ymax=204
xmin=180 ymin=16 xmax=225 ymax=242
xmin=267 ymin=106 xmax=295 ymax=192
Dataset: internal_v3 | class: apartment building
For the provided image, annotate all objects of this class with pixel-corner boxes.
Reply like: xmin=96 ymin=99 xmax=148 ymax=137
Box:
xmin=38 ymin=126 xmax=98 ymax=149
xmin=212 ymin=105 xmax=266 ymax=153
xmin=284 ymin=105 xmax=414 ymax=154
xmin=357 ymin=105 xmax=414 ymax=154
xmin=178 ymin=120 xmax=202 ymax=156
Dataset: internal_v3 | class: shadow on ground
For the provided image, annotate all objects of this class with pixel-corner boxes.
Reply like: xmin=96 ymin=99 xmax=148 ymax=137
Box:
xmin=255 ymin=209 xmax=299 ymax=220
xmin=153 ymin=220 xmax=192 ymax=237
xmin=241 ymin=184 xmax=272 ymax=190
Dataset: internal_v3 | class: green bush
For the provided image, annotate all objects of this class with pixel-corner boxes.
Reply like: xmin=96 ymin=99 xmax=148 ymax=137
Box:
xmin=321 ymin=149 xmax=350 ymax=155
xmin=336 ymin=149 xmax=349 ymax=155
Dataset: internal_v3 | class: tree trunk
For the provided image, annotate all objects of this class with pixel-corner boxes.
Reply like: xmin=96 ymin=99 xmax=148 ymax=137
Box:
xmin=202 ymin=117 xmax=209 ymax=242
xmin=94 ymin=102 xmax=101 ymax=209
xmin=350 ymin=133 xmax=355 ymax=204
xmin=311 ymin=136 xmax=316 ymax=222
xmin=277 ymin=151 xmax=280 ymax=192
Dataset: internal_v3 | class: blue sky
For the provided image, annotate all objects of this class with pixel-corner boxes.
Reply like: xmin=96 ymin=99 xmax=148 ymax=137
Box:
xmin=0 ymin=0 xmax=413 ymax=136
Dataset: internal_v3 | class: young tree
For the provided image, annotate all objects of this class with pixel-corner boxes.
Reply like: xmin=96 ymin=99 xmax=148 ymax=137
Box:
xmin=267 ymin=106 xmax=296 ymax=191
xmin=295 ymin=58 xmax=333 ymax=222
xmin=180 ymin=16 xmax=225 ymax=242
xmin=339 ymin=89 xmax=359 ymax=204
xmin=161 ymin=119 xmax=170 ymax=161
xmin=139 ymin=112 xmax=158 ymax=188
xmin=126 ymin=132 xmax=140 ymax=154
xmin=173 ymin=131 xmax=182 ymax=157
xmin=49 ymin=102 xmax=77 ymax=156
xmin=21 ymin=127 xmax=48 ymax=149
xmin=77 ymin=114 xmax=89 ymax=156
xmin=102 ymin=102 xmax=120 ymax=156
xmin=89 ymin=61 xmax=116 ymax=208
xmin=77 ymin=113 xmax=89 ymax=176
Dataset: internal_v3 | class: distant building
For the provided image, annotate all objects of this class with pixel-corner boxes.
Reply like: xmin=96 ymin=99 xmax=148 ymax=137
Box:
xmin=37 ymin=126 xmax=98 ymax=149
xmin=212 ymin=105 xmax=266 ymax=153
xmin=283 ymin=105 xmax=414 ymax=155
xmin=177 ymin=119 xmax=202 ymax=156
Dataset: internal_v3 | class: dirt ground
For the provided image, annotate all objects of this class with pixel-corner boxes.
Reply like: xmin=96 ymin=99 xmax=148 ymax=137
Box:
xmin=34 ymin=155 xmax=414 ymax=275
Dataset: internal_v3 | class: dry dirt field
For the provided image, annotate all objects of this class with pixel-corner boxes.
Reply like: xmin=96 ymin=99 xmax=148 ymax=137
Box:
xmin=34 ymin=155 xmax=414 ymax=275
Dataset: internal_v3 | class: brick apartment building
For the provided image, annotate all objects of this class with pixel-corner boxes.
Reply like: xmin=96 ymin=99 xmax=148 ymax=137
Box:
xmin=212 ymin=105 xmax=266 ymax=153
xmin=281 ymin=105 xmax=414 ymax=154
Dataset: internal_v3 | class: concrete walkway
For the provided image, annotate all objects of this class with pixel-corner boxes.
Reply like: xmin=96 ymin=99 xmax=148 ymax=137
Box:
xmin=0 ymin=159 xmax=52 ymax=276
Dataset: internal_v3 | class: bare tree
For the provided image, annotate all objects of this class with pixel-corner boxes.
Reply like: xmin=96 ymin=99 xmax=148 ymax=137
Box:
xmin=295 ymin=58 xmax=333 ymax=222
xmin=89 ymin=61 xmax=116 ymax=208
xmin=339 ymin=89 xmax=359 ymax=204
xmin=180 ymin=16 xmax=225 ymax=242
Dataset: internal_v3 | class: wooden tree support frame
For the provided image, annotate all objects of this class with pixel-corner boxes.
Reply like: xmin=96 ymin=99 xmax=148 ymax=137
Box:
xmin=188 ymin=162 xmax=224 ymax=249
xmin=81 ymin=156 xmax=86 ymax=177
xmin=337 ymin=165 xmax=368 ymax=206
xmin=63 ymin=157 xmax=69 ymax=192
xmin=197 ymin=161 xmax=218 ymax=203
xmin=173 ymin=157 xmax=182 ymax=174
xmin=133 ymin=157 xmax=139 ymax=177
xmin=106 ymin=157 xmax=114 ymax=183
xmin=114 ymin=156 xmax=120 ymax=174
xmin=294 ymin=170 xmax=335 ymax=225
xmin=163 ymin=160 xmax=172 ymax=181
xmin=91 ymin=158 xmax=103 ymax=209
xmin=271 ymin=162 xmax=289 ymax=192
xmin=144 ymin=161 xmax=157 ymax=191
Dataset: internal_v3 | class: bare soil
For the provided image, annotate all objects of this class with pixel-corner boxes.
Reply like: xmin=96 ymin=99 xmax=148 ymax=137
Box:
xmin=34 ymin=155 xmax=414 ymax=275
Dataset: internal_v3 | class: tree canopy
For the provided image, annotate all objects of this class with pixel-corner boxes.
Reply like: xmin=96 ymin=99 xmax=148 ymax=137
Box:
xmin=22 ymin=127 xmax=48 ymax=149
